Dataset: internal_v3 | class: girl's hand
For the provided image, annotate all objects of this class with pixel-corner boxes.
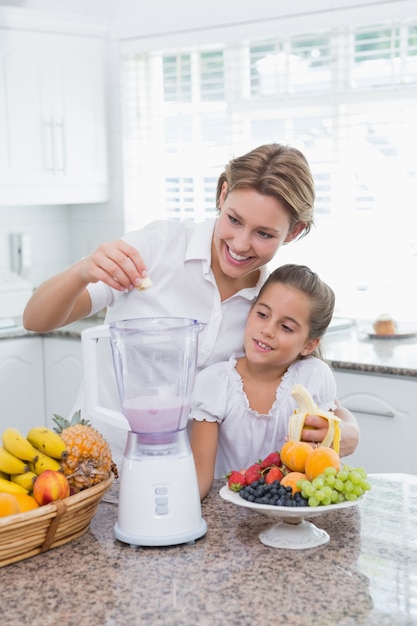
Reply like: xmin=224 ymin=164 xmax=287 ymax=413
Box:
xmin=301 ymin=413 xmax=329 ymax=447
xmin=79 ymin=240 xmax=148 ymax=291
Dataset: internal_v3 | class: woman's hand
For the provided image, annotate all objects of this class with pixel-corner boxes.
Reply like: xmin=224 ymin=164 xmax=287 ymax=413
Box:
xmin=80 ymin=239 xmax=148 ymax=292
xmin=23 ymin=239 xmax=150 ymax=332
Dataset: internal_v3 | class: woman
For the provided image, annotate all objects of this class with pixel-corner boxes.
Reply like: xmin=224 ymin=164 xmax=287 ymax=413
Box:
xmin=23 ymin=144 xmax=359 ymax=467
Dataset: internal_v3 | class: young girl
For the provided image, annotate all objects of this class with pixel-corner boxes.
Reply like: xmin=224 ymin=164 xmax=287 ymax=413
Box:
xmin=23 ymin=144 xmax=358 ymax=468
xmin=189 ymin=264 xmax=338 ymax=500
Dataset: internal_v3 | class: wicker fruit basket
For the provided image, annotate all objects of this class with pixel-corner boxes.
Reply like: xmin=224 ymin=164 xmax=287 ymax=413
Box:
xmin=0 ymin=474 xmax=114 ymax=568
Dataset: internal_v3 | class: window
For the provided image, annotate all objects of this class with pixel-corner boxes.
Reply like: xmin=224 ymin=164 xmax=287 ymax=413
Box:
xmin=122 ymin=16 xmax=417 ymax=320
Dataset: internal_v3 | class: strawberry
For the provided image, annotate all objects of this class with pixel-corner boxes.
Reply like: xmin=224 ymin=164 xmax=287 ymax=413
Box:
xmin=244 ymin=463 xmax=262 ymax=485
xmin=260 ymin=451 xmax=281 ymax=470
xmin=227 ymin=470 xmax=247 ymax=492
xmin=265 ymin=466 xmax=284 ymax=484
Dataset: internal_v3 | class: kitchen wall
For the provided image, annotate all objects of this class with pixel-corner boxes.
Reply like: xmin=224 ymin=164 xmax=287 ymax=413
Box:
xmin=0 ymin=0 xmax=405 ymax=289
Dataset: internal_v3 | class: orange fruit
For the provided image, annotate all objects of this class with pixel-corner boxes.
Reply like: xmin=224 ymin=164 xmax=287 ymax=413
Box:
xmin=305 ymin=447 xmax=341 ymax=481
xmin=280 ymin=472 xmax=307 ymax=494
xmin=15 ymin=493 xmax=40 ymax=513
xmin=280 ymin=440 xmax=313 ymax=473
xmin=0 ymin=493 xmax=20 ymax=517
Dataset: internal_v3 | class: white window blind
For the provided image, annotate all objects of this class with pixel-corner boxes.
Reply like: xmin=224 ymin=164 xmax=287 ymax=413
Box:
xmin=121 ymin=15 xmax=417 ymax=319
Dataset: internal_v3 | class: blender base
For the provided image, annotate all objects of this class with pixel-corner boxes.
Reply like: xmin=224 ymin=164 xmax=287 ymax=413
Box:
xmin=114 ymin=517 xmax=207 ymax=547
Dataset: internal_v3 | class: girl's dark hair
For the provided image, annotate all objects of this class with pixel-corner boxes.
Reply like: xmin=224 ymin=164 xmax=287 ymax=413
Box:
xmin=257 ymin=263 xmax=335 ymax=358
xmin=216 ymin=143 xmax=315 ymax=240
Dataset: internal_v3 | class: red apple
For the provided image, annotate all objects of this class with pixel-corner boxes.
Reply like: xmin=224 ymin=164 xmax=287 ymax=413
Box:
xmin=33 ymin=470 xmax=70 ymax=505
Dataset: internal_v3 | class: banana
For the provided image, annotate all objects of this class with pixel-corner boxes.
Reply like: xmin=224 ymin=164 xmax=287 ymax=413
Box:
xmin=0 ymin=446 xmax=29 ymax=475
xmin=29 ymin=451 xmax=62 ymax=475
xmin=0 ymin=476 xmax=28 ymax=495
xmin=289 ymin=384 xmax=341 ymax=454
xmin=2 ymin=427 xmax=39 ymax=463
xmin=10 ymin=471 xmax=37 ymax=491
xmin=136 ymin=275 xmax=153 ymax=291
xmin=26 ymin=427 xmax=67 ymax=460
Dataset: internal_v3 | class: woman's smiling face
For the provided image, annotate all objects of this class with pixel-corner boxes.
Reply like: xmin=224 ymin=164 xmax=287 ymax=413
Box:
xmin=212 ymin=186 xmax=302 ymax=281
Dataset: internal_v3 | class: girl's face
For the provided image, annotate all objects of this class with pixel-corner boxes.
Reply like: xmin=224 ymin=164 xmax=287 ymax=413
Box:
xmin=213 ymin=186 xmax=304 ymax=280
xmin=243 ymin=281 xmax=319 ymax=370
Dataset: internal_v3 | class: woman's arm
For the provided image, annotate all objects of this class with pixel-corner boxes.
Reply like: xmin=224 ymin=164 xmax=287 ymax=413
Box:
xmin=189 ymin=420 xmax=219 ymax=500
xmin=302 ymin=402 xmax=359 ymax=458
xmin=333 ymin=401 xmax=360 ymax=457
xmin=23 ymin=239 xmax=147 ymax=332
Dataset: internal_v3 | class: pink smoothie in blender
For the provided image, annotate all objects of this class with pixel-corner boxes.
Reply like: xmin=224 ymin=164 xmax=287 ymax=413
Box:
xmin=122 ymin=395 xmax=191 ymax=445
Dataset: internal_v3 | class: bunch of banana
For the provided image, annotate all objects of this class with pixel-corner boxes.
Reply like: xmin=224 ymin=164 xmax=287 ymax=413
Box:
xmin=2 ymin=428 xmax=39 ymax=463
xmin=26 ymin=427 xmax=67 ymax=461
xmin=0 ymin=445 xmax=29 ymax=475
xmin=0 ymin=476 xmax=28 ymax=495
xmin=29 ymin=451 xmax=61 ymax=475
xmin=0 ymin=426 xmax=68 ymax=494
xmin=289 ymin=384 xmax=341 ymax=454
xmin=10 ymin=471 xmax=37 ymax=490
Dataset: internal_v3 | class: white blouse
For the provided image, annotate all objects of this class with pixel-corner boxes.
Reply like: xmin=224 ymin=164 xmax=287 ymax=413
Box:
xmin=190 ymin=354 xmax=337 ymax=479
xmin=78 ymin=219 xmax=267 ymax=469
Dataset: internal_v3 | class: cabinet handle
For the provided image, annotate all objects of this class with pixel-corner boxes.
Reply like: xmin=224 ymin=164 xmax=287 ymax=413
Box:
xmin=43 ymin=119 xmax=55 ymax=172
xmin=54 ymin=119 xmax=66 ymax=173
xmin=345 ymin=407 xmax=395 ymax=418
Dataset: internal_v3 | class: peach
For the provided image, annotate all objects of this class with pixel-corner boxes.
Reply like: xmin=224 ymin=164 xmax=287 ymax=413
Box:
xmin=33 ymin=469 xmax=70 ymax=505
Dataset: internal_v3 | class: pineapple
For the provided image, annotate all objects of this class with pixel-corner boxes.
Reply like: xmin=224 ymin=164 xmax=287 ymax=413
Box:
xmin=52 ymin=411 xmax=118 ymax=491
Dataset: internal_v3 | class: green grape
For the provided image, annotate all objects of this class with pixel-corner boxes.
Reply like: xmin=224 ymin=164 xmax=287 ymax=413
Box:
xmin=312 ymin=477 xmax=325 ymax=489
xmin=345 ymin=492 xmax=358 ymax=501
xmin=349 ymin=471 xmax=362 ymax=485
xmin=325 ymin=474 xmax=336 ymax=487
xmin=343 ymin=480 xmax=353 ymax=493
xmin=330 ymin=489 xmax=339 ymax=503
xmin=322 ymin=485 xmax=333 ymax=499
xmin=337 ymin=470 xmax=348 ymax=482
xmin=290 ymin=464 xmax=371 ymax=508
xmin=303 ymin=483 xmax=316 ymax=498
xmin=355 ymin=467 xmax=367 ymax=478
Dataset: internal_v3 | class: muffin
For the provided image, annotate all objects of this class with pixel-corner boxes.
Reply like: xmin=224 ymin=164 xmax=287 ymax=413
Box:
xmin=373 ymin=314 xmax=396 ymax=335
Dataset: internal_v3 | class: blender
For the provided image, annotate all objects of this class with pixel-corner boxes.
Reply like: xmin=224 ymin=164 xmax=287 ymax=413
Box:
xmin=82 ymin=317 xmax=207 ymax=546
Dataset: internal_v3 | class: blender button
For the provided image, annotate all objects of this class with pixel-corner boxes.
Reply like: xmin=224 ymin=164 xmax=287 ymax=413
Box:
xmin=155 ymin=487 xmax=168 ymax=495
xmin=156 ymin=505 xmax=169 ymax=515
xmin=155 ymin=496 xmax=168 ymax=505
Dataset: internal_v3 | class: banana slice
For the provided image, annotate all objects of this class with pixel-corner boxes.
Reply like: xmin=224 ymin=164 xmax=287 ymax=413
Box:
xmin=289 ymin=383 xmax=341 ymax=454
xmin=136 ymin=276 xmax=153 ymax=291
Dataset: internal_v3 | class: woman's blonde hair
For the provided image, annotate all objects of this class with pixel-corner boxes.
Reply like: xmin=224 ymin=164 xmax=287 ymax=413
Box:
xmin=216 ymin=144 xmax=315 ymax=240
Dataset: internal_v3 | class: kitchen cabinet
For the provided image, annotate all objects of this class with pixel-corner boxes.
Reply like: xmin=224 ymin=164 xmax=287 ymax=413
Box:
xmin=0 ymin=336 xmax=45 ymax=434
xmin=334 ymin=370 xmax=417 ymax=474
xmin=0 ymin=8 xmax=108 ymax=205
xmin=42 ymin=337 xmax=83 ymax=429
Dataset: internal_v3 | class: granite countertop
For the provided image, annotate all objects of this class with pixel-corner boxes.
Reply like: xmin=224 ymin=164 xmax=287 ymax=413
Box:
xmin=1 ymin=474 xmax=416 ymax=626
xmin=2 ymin=316 xmax=417 ymax=378
xmin=0 ymin=316 xmax=104 ymax=340
xmin=323 ymin=324 xmax=417 ymax=378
